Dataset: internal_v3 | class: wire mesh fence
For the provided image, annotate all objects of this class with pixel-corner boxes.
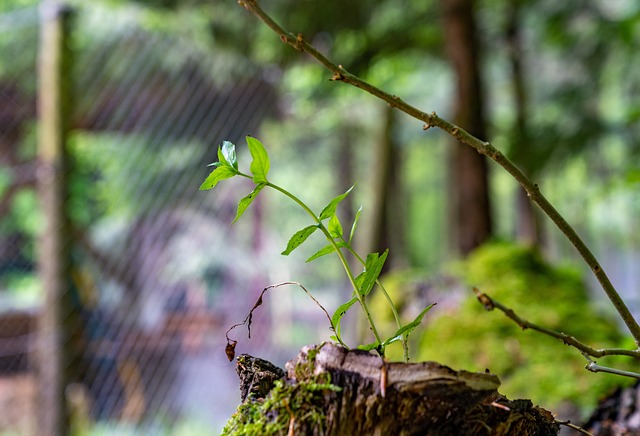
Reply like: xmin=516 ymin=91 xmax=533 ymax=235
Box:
xmin=0 ymin=6 xmax=39 ymax=433
xmin=0 ymin=3 xmax=299 ymax=434
xmin=2 ymin=2 xmax=640 ymax=435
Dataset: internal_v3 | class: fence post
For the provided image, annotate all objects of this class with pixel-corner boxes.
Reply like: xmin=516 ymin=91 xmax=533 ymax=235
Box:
xmin=36 ymin=2 xmax=75 ymax=435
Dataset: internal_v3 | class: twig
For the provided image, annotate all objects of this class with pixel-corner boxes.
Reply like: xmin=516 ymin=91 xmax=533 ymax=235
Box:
xmin=225 ymin=281 xmax=339 ymax=360
xmin=236 ymin=0 xmax=640 ymax=346
xmin=555 ymin=420 xmax=594 ymax=436
xmin=474 ymin=288 xmax=640 ymax=378
xmin=581 ymin=352 xmax=640 ymax=379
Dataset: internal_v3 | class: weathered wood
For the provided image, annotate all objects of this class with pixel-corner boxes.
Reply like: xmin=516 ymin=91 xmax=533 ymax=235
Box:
xmin=228 ymin=343 xmax=559 ymax=435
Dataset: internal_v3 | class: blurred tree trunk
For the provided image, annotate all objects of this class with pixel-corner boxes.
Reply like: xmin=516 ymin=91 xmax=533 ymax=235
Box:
xmin=365 ymin=105 xmax=408 ymax=270
xmin=442 ymin=0 xmax=492 ymax=256
xmin=506 ymin=0 xmax=545 ymax=247
xmin=336 ymin=126 xmax=355 ymax=241
xmin=36 ymin=4 xmax=76 ymax=435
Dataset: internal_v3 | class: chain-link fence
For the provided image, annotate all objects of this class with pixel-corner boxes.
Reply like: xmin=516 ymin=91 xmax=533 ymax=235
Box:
xmin=0 ymin=3 xmax=306 ymax=434
xmin=2 ymin=2 xmax=640 ymax=435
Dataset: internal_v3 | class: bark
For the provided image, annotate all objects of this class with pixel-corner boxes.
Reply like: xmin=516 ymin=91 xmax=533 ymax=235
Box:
xmin=228 ymin=344 xmax=560 ymax=435
xmin=442 ymin=0 xmax=492 ymax=256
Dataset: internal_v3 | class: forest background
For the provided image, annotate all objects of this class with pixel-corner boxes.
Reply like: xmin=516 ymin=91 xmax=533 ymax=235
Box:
xmin=0 ymin=0 xmax=639 ymax=434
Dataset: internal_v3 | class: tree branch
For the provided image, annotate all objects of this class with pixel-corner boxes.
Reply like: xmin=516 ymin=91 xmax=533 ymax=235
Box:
xmin=474 ymin=288 xmax=640 ymax=379
xmin=237 ymin=0 xmax=640 ymax=346
xmin=580 ymin=352 xmax=640 ymax=379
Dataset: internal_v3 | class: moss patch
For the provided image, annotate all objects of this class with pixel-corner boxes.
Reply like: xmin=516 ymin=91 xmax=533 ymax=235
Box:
xmin=222 ymin=346 xmax=341 ymax=435
xmin=416 ymin=241 xmax=634 ymax=414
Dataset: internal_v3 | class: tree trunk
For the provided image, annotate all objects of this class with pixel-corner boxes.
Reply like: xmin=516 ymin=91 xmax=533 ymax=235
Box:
xmin=365 ymin=105 xmax=408 ymax=269
xmin=505 ymin=0 xmax=545 ymax=248
xmin=442 ymin=0 xmax=492 ymax=256
xmin=36 ymin=4 xmax=76 ymax=435
xmin=225 ymin=344 xmax=560 ymax=435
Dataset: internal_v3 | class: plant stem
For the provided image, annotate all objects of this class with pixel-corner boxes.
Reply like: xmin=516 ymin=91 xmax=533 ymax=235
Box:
xmin=246 ymin=177 xmax=384 ymax=349
xmin=346 ymin=246 xmax=408 ymax=361
xmin=238 ymin=0 xmax=640 ymax=347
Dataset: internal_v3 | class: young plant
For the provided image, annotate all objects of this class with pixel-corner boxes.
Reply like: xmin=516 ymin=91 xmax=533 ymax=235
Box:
xmin=200 ymin=136 xmax=435 ymax=361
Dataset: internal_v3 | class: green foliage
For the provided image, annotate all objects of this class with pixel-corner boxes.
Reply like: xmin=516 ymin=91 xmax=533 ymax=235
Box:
xmin=416 ymin=241 xmax=633 ymax=412
xmin=200 ymin=137 xmax=433 ymax=358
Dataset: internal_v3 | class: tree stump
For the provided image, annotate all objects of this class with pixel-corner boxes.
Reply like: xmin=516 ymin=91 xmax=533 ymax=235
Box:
xmin=223 ymin=343 xmax=559 ymax=435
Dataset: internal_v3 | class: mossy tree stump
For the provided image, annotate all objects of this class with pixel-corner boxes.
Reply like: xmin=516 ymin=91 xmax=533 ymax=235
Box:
xmin=223 ymin=343 xmax=559 ymax=435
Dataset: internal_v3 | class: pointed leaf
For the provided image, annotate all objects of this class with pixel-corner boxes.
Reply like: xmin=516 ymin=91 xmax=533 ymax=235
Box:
xmin=246 ymin=136 xmax=270 ymax=183
xmin=217 ymin=145 xmax=230 ymax=167
xmin=233 ymin=183 xmax=265 ymax=223
xmin=356 ymin=341 xmax=380 ymax=352
xmin=348 ymin=206 xmax=363 ymax=244
xmin=281 ymin=225 xmax=319 ymax=256
xmin=306 ymin=240 xmax=348 ymax=263
xmin=382 ymin=303 xmax=437 ymax=347
xmin=358 ymin=249 xmax=389 ymax=297
xmin=199 ymin=166 xmax=237 ymax=190
xmin=221 ymin=141 xmax=238 ymax=170
xmin=331 ymin=296 xmax=357 ymax=338
xmin=319 ymin=184 xmax=355 ymax=220
xmin=328 ymin=214 xmax=343 ymax=238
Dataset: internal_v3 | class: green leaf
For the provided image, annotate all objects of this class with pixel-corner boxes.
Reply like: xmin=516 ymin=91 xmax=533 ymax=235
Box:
xmin=331 ymin=296 xmax=357 ymax=338
xmin=246 ymin=136 xmax=270 ymax=183
xmin=306 ymin=240 xmax=348 ymax=263
xmin=217 ymin=145 xmax=230 ymax=167
xmin=328 ymin=214 xmax=343 ymax=238
xmin=233 ymin=183 xmax=265 ymax=223
xmin=381 ymin=303 xmax=437 ymax=347
xmin=356 ymin=341 xmax=380 ymax=352
xmin=221 ymin=140 xmax=238 ymax=170
xmin=281 ymin=225 xmax=319 ymax=256
xmin=319 ymin=184 xmax=355 ymax=220
xmin=348 ymin=206 xmax=363 ymax=244
xmin=199 ymin=166 xmax=237 ymax=190
xmin=358 ymin=249 xmax=389 ymax=297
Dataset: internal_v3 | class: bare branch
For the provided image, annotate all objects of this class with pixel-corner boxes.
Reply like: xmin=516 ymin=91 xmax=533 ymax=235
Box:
xmin=237 ymin=0 xmax=640 ymax=345
xmin=225 ymin=281 xmax=340 ymax=359
xmin=580 ymin=352 xmax=640 ymax=379
xmin=474 ymin=288 xmax=640 ymax=371
xmin=555 ymin=420 xmax=594 ymax=436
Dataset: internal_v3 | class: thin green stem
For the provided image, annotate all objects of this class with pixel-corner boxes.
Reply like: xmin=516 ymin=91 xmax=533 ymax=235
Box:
xmin=346 ymin=245 xmax=408 ymax=361
xmin=238 ymin=0 xmax=640 ymax=347
xmin=263 ymin=180 xmax=384 ymax=349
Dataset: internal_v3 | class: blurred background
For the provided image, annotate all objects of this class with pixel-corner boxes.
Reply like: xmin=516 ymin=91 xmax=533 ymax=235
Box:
xmin=0 ymin=0 xmax=639 ymax=434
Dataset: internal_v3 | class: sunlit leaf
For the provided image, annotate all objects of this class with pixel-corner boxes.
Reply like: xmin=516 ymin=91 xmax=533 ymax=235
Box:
xmin=349 ymin=206 xmax=362 ymax=244
xmin=221 ymin=140 xmax=238 ymax=170
xmin=217 ymin=145 xmax=230 ymax=167
xmin=381 ymin=303 xmax=437 ymax=347
xmin=199 ymin=166 xmax=237 ymax=190
xmin=328 ymin=214 xmax=343 ymax=238
xmin=306 ymin=240 xmax=348 ymax=262
xmin=233 ymin=183 xmax=265 ymax=223
xmin=246 ymin=136 xmax=270 ymax=183
xmin=358 ymin=249 xmax=389 ymax=297
xmin=281 ymin=225 xmax=319 ymax=255
xmin=319 ymin=184 xmax=355 ymax=220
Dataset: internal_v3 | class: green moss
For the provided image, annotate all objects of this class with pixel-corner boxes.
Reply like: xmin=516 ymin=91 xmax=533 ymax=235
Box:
xmin=414 ymin=241 xmax=634 ymax=414
xmin=222 ymin=346 xmax=341 ymax=436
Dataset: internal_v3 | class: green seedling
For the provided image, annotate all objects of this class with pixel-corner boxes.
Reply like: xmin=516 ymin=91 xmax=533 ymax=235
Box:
xmin=200 ymin=136 xmax=435 ymax=361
